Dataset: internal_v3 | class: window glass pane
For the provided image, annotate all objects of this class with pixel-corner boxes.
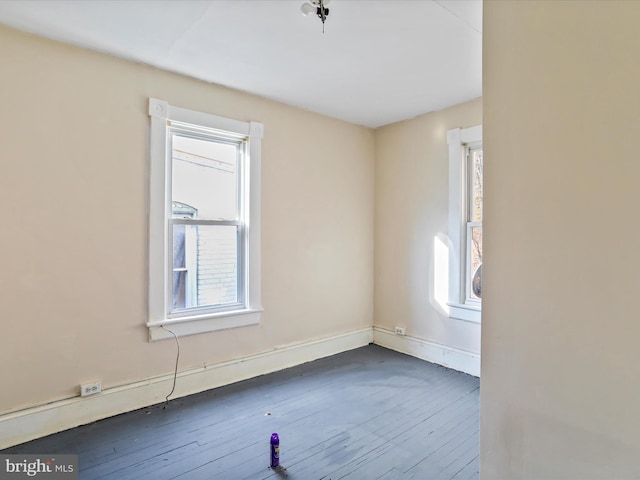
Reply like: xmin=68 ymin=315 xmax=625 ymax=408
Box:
xmin=469 ymin=225 xmax=482 ymax=300
xmin=469 ymin=148 xmax=483 ymax=222
xmin=172 ymin=224 xmax=187 ymax=309
xmin=172 ymin=224 xmax=238 ymax=312
xmin=172 ymin=134 xmax=238 ymax=221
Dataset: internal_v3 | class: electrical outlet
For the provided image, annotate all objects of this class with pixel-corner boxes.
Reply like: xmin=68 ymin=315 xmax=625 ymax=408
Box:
xmin=394 ymin=326 xmax=406 ymax=336
xmin=80 ymin=382 xmax=102 ymax=397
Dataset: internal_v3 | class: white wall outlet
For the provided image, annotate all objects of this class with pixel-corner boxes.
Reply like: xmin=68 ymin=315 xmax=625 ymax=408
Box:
xmin=394 ymin=326 xmax=406 ymax=336
xmin=80 ymin=382 xmax=102 ymax=397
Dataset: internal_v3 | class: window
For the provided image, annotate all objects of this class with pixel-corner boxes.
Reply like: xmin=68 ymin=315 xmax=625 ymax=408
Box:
xmin=447 ymin=125 xmax=482 ymax=322
xmin=147 ymin=98 xmax=263 ymax=340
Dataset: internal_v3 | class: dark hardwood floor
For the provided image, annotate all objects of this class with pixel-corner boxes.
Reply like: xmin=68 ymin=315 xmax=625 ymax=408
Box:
xmin=3 ymin=345 xmax=480 ymax=479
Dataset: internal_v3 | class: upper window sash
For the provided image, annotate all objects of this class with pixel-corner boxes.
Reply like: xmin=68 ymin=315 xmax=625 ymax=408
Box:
xmin=466 ymin=145 xmax=483 ymax=223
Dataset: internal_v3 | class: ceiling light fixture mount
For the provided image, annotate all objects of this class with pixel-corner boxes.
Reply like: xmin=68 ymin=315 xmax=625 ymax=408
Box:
xmin=301 ymin=0 xmax=331 ymax=33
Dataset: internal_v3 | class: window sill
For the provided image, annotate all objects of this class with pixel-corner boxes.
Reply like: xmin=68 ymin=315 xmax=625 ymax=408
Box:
xmin=147 ymin=308 xmax=262 ymax=341
xmin=449 ymin=303 xmax=481 ymax=324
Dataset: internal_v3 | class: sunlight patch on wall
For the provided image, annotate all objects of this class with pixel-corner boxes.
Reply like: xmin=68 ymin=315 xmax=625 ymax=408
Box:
xmin=433 ymin=234 xmax=450 ymax=315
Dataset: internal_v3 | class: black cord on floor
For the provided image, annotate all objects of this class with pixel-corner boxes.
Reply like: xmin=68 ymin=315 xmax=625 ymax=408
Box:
xmin=161 ymin=326 xmax=180 ymax=408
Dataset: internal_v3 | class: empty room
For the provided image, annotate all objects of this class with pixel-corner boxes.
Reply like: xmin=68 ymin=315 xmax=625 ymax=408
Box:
xmin=1 ymin=1 xmax=639 ymax=479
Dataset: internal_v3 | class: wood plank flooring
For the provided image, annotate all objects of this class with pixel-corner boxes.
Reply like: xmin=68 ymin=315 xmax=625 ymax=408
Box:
xmin=3 ymin=345 xmax=480 ymax=479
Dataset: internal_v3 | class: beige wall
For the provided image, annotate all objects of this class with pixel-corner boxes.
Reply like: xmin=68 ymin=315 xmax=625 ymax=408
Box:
xmin=482 ymin=1 xmax=640 ymax=477
xmin=374 ymin=98 xmax=482 ymax=354
xmin=0 ymin=25 xmax=374 ymax=413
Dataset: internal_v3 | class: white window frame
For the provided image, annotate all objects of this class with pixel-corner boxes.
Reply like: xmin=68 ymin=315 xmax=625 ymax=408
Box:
xmin=447 ymin=125 xmax=482 ymax=323
xmin=147 ymin=98 xmax=263 ymax=340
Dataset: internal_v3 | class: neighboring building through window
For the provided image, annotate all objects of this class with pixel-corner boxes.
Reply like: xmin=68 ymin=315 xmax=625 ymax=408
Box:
xmin=447 ymin=125 xmax=482 ymax=323
xmin=171 ymin=201 xmax=196 ymax=310
xmin=147 ymin=98 xmax=263 ymax=340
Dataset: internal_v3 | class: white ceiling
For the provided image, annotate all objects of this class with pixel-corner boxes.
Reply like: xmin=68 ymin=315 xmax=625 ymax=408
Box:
xmin=0 ymin=0 xmax=482 ymax=128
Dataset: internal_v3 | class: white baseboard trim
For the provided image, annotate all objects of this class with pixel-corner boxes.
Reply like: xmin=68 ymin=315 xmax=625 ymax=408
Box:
xmin=372 ymin=327 xmax=480 ymax=377
xmin=0 ymin=327 xmax=372 ymax=450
